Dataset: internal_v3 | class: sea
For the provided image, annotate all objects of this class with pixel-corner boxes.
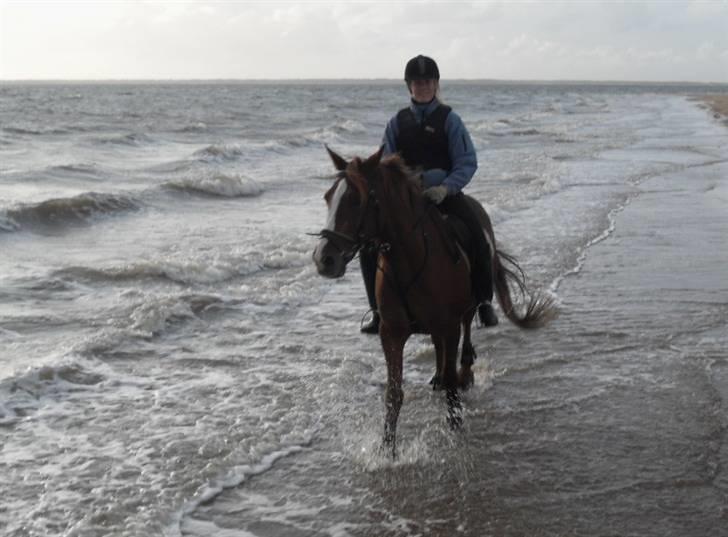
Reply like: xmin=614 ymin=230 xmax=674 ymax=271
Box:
xmin=1 ymin=81 xmax=727 ymax=537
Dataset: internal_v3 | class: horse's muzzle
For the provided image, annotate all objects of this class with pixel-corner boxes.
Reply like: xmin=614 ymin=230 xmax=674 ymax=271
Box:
xmin=312 ymin=239 xmax=348 ymax=278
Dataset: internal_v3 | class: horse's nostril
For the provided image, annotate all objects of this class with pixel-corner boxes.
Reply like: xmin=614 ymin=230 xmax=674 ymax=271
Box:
xmin=323 ymin=255 xmax=335 ymax=268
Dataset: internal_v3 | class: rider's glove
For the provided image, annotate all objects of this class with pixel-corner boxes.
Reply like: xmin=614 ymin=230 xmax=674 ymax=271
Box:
xmin=423 ymin=185 xmax=448 ymax=205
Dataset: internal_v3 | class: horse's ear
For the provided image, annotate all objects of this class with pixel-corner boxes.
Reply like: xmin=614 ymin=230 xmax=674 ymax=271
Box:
xmin=325 ymin=145 xmax=348 ymax=172
xmin=362 ymin=145 xmax=385 ymax=173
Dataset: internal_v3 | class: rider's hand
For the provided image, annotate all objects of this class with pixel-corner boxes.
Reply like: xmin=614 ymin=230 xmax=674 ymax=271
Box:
xmin=423 ymin=185 xmax=448 ymax=204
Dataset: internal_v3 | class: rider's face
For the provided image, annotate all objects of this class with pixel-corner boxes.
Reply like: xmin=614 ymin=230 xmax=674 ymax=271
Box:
xmin=409 ymin=79 xmax=437 ymax=103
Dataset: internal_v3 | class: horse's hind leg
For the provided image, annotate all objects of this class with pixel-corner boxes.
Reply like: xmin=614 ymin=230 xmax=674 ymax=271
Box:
xmin=458 ymin=310 xmax=477 ymax=390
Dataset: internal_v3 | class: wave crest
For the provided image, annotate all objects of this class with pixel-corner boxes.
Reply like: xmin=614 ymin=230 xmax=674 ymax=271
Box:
xmin=129 ymin=293 xmax=224 ymax=337
xmin=0 ymin=359 xmax=106 ymax=426
xmin=52 ymin=255 xmax=261 ymax=286
xmin=164 ymin=173 xmax=263 ymax=198
xmin=193 ymin=144 xmax=244 ymax=161
xmin=6 ymin=192 xmax=141 ymax=230
xmin=94 ymin=133 xmax=155 ymax=146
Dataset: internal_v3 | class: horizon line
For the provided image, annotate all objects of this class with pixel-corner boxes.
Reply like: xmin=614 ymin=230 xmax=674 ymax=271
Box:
xmin=2 ymin=77 xmax=728 ymax=86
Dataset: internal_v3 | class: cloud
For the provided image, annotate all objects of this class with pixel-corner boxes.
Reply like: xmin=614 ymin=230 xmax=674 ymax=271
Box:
xmin=1 ymin=0 xmax=727 ymax=81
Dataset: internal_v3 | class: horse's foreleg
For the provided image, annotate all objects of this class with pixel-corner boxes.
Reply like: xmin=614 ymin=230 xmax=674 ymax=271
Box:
xmin=443 ymin=326 xmax=463 ymax=430
xmin=429 ymin=334 xmax=445 ymax=390
xmin=458 ymin=310 xmax=477 ymax=389
xmin=380 ymin=324 xmax=407 ymax=459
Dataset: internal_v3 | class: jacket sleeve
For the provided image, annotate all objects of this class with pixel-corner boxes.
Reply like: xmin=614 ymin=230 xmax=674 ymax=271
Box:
xmin=442 ymin=111 xmax=478 ymax=194
xmin=381 ymin=116 xmax=399 ymax=157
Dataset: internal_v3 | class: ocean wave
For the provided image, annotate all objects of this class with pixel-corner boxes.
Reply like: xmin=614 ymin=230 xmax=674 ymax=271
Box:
xmin=46 ymin=162 xmax=102 ymax=176
xmin=52 ymin=255 xmax=262 ymax=286
xmin=193 ymin=144 xmax=245 ymax=161
xmin=331 ymin=119 xmax=367 ymax=135
xmin=0 ymin=214 xmax=20 ymax=232
xmin=0 ymin=358 xmax=106 ymax=426
xmin=488 ymin=127 xmax=543 ymax=137
xmin=51 ymin=240 xmax=309 ymax=288
xmin=472 ymin=120 xmax=544 ymax=138
xmin=128 ymin=293 xmax=224 ymax=337
xmin=2 ymin=126 xmax=71 ymax=136
xmin=5 ymin=191 xmax=141 ymax=230
xmin=164 ymin=173 xmax=263 ymax=198
xmin=172 ymin=446 xmax=307 ymax=534
xmin=305 ymin=119 xmax=368 ymax=145
xmin=176 ymin=122 xmax=208 ymax=133
xmin=93 ymin=132 xmax=156 ymax=146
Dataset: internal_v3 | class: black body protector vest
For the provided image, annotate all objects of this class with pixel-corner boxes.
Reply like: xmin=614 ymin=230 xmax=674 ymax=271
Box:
xmin=396 ymin=104 xmax=452 ymax=172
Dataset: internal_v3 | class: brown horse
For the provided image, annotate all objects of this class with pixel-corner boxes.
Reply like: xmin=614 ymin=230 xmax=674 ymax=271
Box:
xmin=312 ymin=146 xmax=554 ymax=457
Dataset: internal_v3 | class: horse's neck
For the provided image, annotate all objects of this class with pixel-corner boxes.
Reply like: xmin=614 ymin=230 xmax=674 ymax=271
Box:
xmin=377 ymin=186 xmax=427 ymax=275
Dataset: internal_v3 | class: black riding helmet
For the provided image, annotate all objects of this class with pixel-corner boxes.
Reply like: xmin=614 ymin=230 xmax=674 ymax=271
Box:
xmin=404 ymin=55 xmax=440 ymax=81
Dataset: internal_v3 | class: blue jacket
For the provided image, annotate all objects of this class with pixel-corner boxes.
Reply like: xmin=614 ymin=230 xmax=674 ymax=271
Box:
xmin=382 ymin=98 xmax=478 ymax=195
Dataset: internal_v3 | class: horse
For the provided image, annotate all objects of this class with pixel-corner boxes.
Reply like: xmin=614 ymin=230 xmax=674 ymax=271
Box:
xmin=312 ymin=146 xmax=555 ymax=457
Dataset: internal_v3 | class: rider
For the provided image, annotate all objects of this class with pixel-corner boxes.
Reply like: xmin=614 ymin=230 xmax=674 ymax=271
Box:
xmin=359 ymin=54 xmax=498 ymax=334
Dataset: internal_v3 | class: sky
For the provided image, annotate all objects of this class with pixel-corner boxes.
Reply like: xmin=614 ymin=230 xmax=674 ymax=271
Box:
xmin=1 ymin=0 xmax=727 ymax=82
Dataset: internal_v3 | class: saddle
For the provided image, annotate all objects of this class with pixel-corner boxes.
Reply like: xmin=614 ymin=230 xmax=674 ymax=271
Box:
xmin=428 ymin=205 xmax=474 ymax=267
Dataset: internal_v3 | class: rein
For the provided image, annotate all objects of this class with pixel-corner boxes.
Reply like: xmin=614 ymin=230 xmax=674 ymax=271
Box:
xmin=311 ymin=168 xmax=437 ymax=326
xmin=373 ymin=196 xmax=436 ymax=326
xmin=375 ymin=213 xmax=430 ymax=325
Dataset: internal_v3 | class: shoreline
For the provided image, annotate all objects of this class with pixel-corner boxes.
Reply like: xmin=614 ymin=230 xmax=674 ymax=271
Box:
xmin=694 ymin=94 xmax=728 ymax=123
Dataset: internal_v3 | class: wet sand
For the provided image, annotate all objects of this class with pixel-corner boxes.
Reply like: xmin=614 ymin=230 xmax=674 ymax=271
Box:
xmin=696 ymin=94 xmax=728 ymax=121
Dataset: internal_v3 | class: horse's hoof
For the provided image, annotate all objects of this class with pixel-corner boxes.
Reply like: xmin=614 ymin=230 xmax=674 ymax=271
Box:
xmin=430 ymin=374 xmax=442 ymax=390
xmin=446 ymin=390 xmax=463 ymax=430
xmin=458 ymin=369 xmax=475 ymax=390
xmin=379 ymin=441 xmax=397 ymax=460
xmin=380 ymin=433 xmax=397 ymax=460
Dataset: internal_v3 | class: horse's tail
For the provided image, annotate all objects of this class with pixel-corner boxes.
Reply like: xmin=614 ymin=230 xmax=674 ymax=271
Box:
xmin=464 ymin=193 xmax=556 ymax=328
xmin=493 ymin=249 xmax=557 ymax=329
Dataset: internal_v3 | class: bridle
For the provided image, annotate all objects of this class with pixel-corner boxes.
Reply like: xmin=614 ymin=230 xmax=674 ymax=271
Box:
xmin=311 ymin=168 xmax=437 ymax=325
xmin=310 ymin=172 xmax=380 ymax=263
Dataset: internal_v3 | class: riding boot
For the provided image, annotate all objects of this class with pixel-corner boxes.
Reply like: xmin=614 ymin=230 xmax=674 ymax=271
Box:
xmin=359 ymin=249 xmax=380 ymax=334
xmin=473 ymin=241 xmax=498 ymax=327
xmin=472 ymin=236 xmax=498 ymax=326
xmin=440 ymin=193 xmax=498 ymax=327
xmin=478 ymin=301 xmax=498 ymax=327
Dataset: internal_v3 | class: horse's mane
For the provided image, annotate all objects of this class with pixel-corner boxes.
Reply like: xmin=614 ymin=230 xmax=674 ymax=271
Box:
xmin=343 ymin=153 xmax=423 ymax=213
xmin=378 ymin=154 xmax=423 ymax=211
xmin=381 ymin=154 xmax=421 ymax=188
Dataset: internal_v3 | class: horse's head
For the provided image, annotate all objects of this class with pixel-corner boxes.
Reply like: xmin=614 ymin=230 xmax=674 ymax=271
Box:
xmin=312 ymin=146 xmax=384 ymax=278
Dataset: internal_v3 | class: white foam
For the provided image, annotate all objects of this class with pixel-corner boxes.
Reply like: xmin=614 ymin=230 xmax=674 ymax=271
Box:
xmin=193 ymin=143 xmax=244 ymax=161
xmin=0 ymin=353 xmax=110 ymax=425
xmin=549 ymin=194 xmax=634 ymax=295
xmin=0 ymin=212 xmax=20 ymax=231
xmin=129 ymin=296 xmax=198 ymax=336
xmin=179 ymin=519 xmax=257 ymax=537
xmin=166 ymin=445 xmax=308 ymax=537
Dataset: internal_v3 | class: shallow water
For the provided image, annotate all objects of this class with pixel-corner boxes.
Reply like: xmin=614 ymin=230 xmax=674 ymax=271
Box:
xmin=1 ymin=82 xmax=727 ymax=536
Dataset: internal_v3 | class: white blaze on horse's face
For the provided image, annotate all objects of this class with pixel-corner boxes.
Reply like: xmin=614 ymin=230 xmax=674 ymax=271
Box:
xmin=313 ymin=179 xmax=351 ymax=278
xmin=325 ymin=179 xmax=348 ymax=233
